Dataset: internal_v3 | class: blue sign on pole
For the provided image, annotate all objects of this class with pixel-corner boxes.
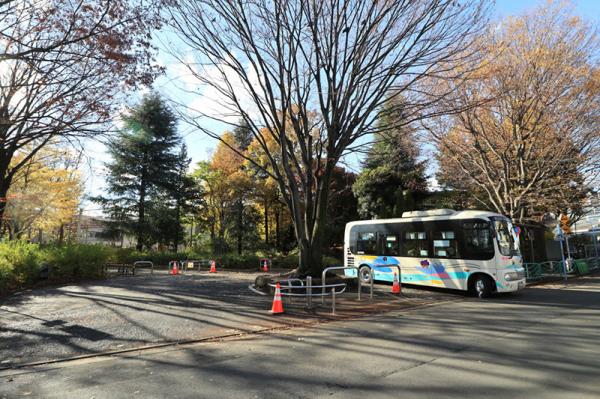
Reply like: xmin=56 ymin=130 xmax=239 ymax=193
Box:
xmin=554 ymin=224 xmax=568 ymax=285
xmin=553 ymin=224 xmax=564 ymax=241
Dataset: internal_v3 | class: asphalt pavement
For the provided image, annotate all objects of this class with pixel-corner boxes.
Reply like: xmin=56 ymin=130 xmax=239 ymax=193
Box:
xmin=0 ymin=270 xmax=457 ymax=367
xmin=1 ymin=275 xmax=599 ymax=398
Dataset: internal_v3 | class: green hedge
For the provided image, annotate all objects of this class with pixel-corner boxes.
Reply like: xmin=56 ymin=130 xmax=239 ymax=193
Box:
xmin=0 ymin=242 xmax=111 ymax=295
xmin=0 ymin=241 xmax=343 ymax=296
xmin=0 ymin=241 xmax=41 ymax=294
xmin=44 ymin=244 xmax=110 ymax=281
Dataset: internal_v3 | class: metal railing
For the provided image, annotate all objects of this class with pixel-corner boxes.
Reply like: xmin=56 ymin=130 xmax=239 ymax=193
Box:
xmin=321 ymin=266 xmax=360 ymax=304
xmin=524 ymin=256 xmax=599 ymax=282
xmin=267 ymin=277 xmax=347 ymax=314
xmin=368 ymin=265 xmax=401 ymax=300
xmin=133 ymin=261 xmax=154 ymax=274
xmin=321 ymin=264 xmax=401 ymax=302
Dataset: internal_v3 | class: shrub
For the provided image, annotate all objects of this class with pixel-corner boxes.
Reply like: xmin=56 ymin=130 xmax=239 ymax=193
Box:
xmin=0 ymin=240 xmax=41 ymax=295
xmin=218 ymin=253 xmax=261 ymax=269
xmin=43 ymin=244 xmax=110 ymax=281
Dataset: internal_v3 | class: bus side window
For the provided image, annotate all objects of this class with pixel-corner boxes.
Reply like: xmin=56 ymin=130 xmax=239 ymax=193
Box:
xmin=403 ymin=231 xmax=429 ymax=257
xmin=382 ymin=234 xmax=400 ymax=256
xmin=357 ymin=232 xmax=377 ymax=255
xmin=432 ymin=231 xmax=459 ymax=258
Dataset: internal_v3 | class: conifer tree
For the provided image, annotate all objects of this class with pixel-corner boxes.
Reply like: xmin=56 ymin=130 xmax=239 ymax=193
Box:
xmin=96 ymin=94 xmax=181 ymax=250
xmin=353 ymin=101 xmax=428 ymax=219
xmin=170 ymin=143 xmax=203 ymax=251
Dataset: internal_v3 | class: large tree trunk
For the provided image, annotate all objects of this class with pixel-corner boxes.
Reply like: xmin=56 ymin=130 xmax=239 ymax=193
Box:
xmin=0 ymin=175 xmax=11 ymax=234
xmin=294 ymin=170 xmax=332 ymax=276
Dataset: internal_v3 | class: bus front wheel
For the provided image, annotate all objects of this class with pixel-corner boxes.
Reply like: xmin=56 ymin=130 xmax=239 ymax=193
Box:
xmin=471 ymin=275 xmax=493 ymax=299
xmin=359 ymin=265 xmax=372 ymax=284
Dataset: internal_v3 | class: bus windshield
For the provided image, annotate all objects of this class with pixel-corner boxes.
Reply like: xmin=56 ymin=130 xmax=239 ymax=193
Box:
xmin=492 ymin=217 xmax=520 ymax=257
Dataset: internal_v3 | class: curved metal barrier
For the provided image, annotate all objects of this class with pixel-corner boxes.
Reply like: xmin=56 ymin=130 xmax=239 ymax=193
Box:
xmin=368 ymin=265 xmax=401 ymax=300
xmin=264 ymin=277 xmax=347 ymax=315
xmin=321 ymin=266 xmax=359 ymax=304
xmin=133 ymin=261 xmax=154 ymax=274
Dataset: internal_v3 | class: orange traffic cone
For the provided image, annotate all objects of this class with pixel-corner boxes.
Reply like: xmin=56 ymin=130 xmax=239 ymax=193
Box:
xmin=262 ymin=260 xmax=269 ymax=272
xmin=170 ymin=261 xmax=178 ymax=276
xmin=270 ymin=282 xmax=284 ymax=314
xmin=392 ymin=272 xmax=400 ymax=294
xmin=209 ymin=260 xmax=216 ymax=273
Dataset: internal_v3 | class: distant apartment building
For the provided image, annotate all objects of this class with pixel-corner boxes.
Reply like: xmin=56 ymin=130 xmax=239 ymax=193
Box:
xmin=75 ymin=214 xmax=136 ymax=248
xmin=573 ymin=192 xmax=600 ymax=233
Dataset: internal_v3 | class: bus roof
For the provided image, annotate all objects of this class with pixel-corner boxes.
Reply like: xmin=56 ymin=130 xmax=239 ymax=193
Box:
xmin=345 ymin=209 xmax=506 ymax=228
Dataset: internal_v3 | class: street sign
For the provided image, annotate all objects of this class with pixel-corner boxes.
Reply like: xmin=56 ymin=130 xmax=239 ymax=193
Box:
xmin=553 ymin=224 xmax=564 ymax=241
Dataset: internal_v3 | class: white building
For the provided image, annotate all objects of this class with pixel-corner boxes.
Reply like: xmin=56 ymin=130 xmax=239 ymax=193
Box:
xmin=75 ymin=214 xmax=136 ymax=248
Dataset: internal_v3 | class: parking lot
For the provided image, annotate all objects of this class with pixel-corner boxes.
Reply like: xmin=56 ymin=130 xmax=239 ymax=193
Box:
xmin=2 ymin=274 xmax=599 ymax=399
xmin=0 ymin=270 xmax=460 ymax=368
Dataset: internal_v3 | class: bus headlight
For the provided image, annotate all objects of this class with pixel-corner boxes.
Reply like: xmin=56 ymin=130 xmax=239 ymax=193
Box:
xmin=504 ymin=272 xmax=518 ymax=281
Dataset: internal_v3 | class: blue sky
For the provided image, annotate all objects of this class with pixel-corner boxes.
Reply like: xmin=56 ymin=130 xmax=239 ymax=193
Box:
xmin=82 ymin=0 xmax=600 ymax=214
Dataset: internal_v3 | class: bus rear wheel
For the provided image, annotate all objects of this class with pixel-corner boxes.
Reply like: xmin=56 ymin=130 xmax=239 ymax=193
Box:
xmin=359 ymin=265 xmax=372 ymax=284
xmin=471 ymin=275 xmax=493 ymax=299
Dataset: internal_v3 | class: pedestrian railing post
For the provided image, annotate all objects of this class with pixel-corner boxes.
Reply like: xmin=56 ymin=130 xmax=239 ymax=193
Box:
xmin=321 ymin=270 xmax=326 ymax=304
xmin=321 ymin=266 xmax=360 ymax=303
xmin=331 ymin=288 xmax=336 ymax=315
xmin=307 ymin=276 xmax=312 ymax=309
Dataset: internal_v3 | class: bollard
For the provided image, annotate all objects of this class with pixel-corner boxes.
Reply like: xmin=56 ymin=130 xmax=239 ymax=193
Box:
xmin=358 ymin=275 xmax=361 ymax=301
xmin=370 ymin=270 xmax=374 ymax=300
xmin=331 ymin=288 xmax=336 ymax=315
xmin=307 ymin=276 xmax=312 ymax=309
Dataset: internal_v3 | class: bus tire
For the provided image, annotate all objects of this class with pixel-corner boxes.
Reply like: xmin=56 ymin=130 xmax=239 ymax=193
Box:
xmin=358 ymin=265 xmax=372 ymax=284
xmin=471 ymin=274 xmax=493 ymax=299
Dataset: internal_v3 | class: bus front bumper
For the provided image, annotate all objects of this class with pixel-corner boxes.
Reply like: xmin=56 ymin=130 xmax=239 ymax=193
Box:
xmin=496 ymin=278 xmax=526 ymax=292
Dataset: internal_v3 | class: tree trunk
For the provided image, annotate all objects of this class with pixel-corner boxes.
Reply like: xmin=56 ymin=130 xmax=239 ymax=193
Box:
xmin=275 ymin=207 xmax=280 ymax=252
xmin=136 ymin=181 xmax=146 ymax=251
xmin=294 ymin=170 xmax=332 ymax=276
xmin=210 ymin=217 xmax=215 ymax=248
xmin=173 ymin=200 xmax=181 ymax=251
xmin=237 ymin=199 xmax=243 ymax=255
xmin=0 ymin=177 xmax=11 ymax=234
xmin=264 ymin=197 xmax=269 ymax=248
xmin=297 ymin=232 xmax=324 ymax=277
xmin=58 ymin=224 xmax=64 ymax=244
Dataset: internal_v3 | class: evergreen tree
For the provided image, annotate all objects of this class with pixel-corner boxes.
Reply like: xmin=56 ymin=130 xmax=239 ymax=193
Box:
xmin=96 ymin=93 xmax=181 ymax=250
xmin=325 ymin=166 xmax=359 ymax=248
xmin=170 ymin=143 xmax=203 ymax=251
xmin=232 ymin=119 xmax=254 ymax=152
xmin=353 ymin=101 xmax=427 ymax=219
xmin=231 ymin=122 xmax=255 ymax=254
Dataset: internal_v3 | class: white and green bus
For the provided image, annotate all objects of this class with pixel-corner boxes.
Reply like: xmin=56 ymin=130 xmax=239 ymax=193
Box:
xmin=344 ymin=209 xmax=525 ymax=298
